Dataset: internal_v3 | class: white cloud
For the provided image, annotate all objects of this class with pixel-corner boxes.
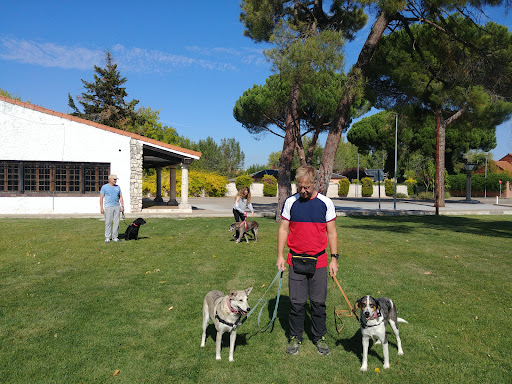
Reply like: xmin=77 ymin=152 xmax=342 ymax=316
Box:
xmin=0 ymin=37 xmax=266 ymax=73
xmin=0 ymin=37 xmax=102 ymax=70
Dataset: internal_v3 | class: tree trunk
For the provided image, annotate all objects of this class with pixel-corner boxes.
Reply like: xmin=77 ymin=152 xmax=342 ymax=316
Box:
xmin=318 ymin=11 xmax=392 ymax=194
xmin=435 ymin=109 xmax=445 ymax=212
xmin=276 ymin=82 xmax=301 ymax=221
xmin=434 ymin=107 xmax=466 ymax=213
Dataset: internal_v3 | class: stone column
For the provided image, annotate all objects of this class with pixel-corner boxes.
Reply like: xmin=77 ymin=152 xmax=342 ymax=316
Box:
xmin=129 ymin=139 xmax=143 ymax=212
xmin=179 ymin=159 xmax=192 ymax=210
xmin=167 ymin=165 xmax=178 ymax=206
xmin=154 ymin=167 xmax=163 ymax=202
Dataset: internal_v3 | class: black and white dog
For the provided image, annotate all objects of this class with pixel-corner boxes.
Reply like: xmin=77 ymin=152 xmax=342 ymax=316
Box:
xmin=124 ymin=217 xmax=146 ymax=240
xmin=354 ymin=295 xmax=408 ymax=371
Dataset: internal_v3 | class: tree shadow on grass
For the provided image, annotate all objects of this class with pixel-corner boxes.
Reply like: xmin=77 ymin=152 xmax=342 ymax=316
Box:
xmin=345 ymin=215 xmax=512 ymax=239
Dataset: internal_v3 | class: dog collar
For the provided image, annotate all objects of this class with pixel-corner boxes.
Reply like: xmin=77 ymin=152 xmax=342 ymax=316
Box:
xmin=132 ymin=223 xmax=138 ymax=227
xmin=361 ymin=318 xmax=384 ymax=329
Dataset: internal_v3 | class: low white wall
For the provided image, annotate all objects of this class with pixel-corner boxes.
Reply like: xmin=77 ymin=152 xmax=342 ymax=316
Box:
xmin=226 ymin=182 xmax=408 ymax=198
xmin=0 ymin=196 xmax=104 ymax=214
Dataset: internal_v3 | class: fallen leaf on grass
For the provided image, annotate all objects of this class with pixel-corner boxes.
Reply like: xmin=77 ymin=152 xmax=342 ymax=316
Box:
xmin=168 ymin=306 xmax=174 ymax=310
xmin=212 ymin=255 xmax=216 ymax=258
xmin=145 ymin=271 xmax=151 ymax=274
xmin=113 ymin=370 xmax=120 ymax=376
xmin=159 ymin=281 xmax=167 ymax=284
xmin=261 ymin=284 xmax=267 ymax=288
xmin=424 ymin=272 xmax=432 ymax=275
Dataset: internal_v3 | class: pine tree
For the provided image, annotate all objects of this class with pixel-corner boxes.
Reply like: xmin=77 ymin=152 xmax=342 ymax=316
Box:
xmin=68 ymin=51 xmax=138 ymax=129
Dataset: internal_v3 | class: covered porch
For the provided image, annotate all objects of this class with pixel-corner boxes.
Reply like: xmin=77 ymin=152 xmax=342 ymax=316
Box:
xmin=141 ymin=143 xmax=200 ymax=212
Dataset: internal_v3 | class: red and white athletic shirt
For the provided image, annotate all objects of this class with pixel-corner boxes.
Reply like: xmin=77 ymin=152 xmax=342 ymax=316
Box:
xmin=281 ymin=192 xmax=336 ymax=268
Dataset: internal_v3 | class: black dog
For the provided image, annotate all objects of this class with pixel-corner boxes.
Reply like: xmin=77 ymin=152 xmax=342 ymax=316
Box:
xmin=124 ymin=218 xmax=146 ymax=240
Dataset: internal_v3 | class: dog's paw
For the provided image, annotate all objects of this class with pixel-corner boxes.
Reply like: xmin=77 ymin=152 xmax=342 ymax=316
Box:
xmin=216 ymin=356 xmax=221 ymax=361
xmin=398 ymin=350 xmax=404 ymax=356
xmin=229 ymin=358 xmax=234 ymax=362
xmin=360 ymin=365 xmax=368 ymax=372
xmin=383 ymin=363 xmax=390 ymax=369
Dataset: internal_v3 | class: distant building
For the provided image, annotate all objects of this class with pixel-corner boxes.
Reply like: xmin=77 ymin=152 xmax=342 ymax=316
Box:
xmin=250 ymin=169 xmax=278 ymax=182
xmin=0 ymin=95 xmax=200 ymax=215
xmin=474 ymin=153 xmax=512 ymax=175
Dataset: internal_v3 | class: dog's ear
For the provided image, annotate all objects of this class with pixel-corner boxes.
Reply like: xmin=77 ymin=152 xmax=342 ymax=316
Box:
xmin=370 ymin=297 xmax=380 ymax=310
xmin=229 ymin=290 xmax=236 ymax=297
xmin=245 ymin=286 xmax=253 ymax=296
xmin=354 ymin=298 xmax=362 ymax=311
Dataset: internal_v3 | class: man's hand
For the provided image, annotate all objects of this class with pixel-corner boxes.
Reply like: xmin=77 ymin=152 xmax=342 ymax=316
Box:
xmin=329 ymin=258 xmax=338 ymax=277
xmin=276 ymin=255 xmax=287 ymax=271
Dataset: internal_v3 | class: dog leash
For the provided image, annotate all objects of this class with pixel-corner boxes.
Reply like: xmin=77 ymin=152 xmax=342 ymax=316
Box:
xmin=239 ymin=269 xmax=284 ymax=332
xmin=332 ymin=275 xmax=358 ymax=333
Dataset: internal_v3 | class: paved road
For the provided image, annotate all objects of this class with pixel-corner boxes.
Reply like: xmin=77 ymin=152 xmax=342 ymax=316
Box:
xmin=148 ymin=195 xmax=512 ymax=218
xmin=3 ymin=196 xmax=510 ymax=219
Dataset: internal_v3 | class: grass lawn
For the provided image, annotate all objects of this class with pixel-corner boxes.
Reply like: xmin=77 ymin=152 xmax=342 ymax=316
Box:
xmin=0 ymin=215 xmax=511 ymax=383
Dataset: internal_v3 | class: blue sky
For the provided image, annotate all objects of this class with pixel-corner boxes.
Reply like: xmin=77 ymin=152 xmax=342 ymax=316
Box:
xmin=1 ymin=1 xmax=511 ymax=167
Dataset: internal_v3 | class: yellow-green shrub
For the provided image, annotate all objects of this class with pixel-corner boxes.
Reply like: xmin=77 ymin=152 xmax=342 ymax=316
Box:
xmin=263 ymin=175 xmax=277 ymax=196
xmin=361 ymin=177 xmax=374 ymax=197
xmin=142 ymin=169 xmax=228 ymax=197
xmin=235 ymin=175 xmax=253 ymax=190
xmin=338 ymin=178 xmax=350 ymax=196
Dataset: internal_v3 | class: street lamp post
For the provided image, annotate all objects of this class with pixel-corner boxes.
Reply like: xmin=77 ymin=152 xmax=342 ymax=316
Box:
xmin=464 ymin=163 xmax=475 ymax=202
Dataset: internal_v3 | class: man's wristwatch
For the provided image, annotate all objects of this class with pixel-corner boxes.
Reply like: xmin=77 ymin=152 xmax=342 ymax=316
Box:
xmin=331 ymin=253 xmax=339 ymax=260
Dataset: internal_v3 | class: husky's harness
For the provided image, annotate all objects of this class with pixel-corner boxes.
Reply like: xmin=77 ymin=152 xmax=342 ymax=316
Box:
xmin=215 ymin=298 xmax=242 ymax=328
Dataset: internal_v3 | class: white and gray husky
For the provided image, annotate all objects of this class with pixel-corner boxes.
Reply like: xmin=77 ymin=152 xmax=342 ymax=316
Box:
xmin=201 ymin=287 xmax=252 ymax=362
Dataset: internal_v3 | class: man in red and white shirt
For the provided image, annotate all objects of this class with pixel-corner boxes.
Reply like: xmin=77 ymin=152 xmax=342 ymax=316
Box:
xmin=276 ymin=165 xmax=339 ymax=356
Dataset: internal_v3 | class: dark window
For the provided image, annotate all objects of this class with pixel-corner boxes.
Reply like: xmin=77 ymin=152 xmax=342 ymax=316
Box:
xmin=0 ymin=161 xmax=110 ymax=195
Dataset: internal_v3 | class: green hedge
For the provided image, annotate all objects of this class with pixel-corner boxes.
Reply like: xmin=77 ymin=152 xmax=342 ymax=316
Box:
xmin=338 ymin=178 xmax=350 ymax=196
xmin=361 ymin=177 xmax=373 ymax=197
xmin=262 ymin=175 xmax=277 ymax=196
xmin=235 ymin=174 xmax=253 ymax=190
xmin=385 ymin=179 xmax=394 ymax=196
xmin=447 ymin=173 xmax=512 ymax=192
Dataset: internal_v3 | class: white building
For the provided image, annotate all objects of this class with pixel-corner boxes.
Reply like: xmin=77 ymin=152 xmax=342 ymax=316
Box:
xmin=0 ymin=95 xmax=201 ymax=215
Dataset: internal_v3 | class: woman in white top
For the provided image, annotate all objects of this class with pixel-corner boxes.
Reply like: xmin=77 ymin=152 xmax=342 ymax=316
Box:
xmin=232 ymin=186 xmax=254 ymax=238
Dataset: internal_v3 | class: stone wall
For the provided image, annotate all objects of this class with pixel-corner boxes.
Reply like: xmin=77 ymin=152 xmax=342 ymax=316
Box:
xmin=130 ymin=139 xmax=143 ymax=212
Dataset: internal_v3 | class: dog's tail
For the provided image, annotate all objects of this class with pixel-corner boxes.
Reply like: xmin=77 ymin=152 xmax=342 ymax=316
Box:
xmin=397 ymin=317 xmax=408 ymax=324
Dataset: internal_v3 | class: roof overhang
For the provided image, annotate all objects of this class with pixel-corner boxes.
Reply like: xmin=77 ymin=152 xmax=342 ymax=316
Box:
xmin=142 ymin=142 xmax=200 ymax=168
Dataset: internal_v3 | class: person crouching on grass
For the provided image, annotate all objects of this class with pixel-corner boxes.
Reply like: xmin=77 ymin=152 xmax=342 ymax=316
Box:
xmin=232 ymin=186 xmax=254 ymax=239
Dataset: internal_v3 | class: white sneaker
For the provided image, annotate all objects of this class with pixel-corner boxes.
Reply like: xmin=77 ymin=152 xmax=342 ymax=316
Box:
xmin=112 ymin=238 xmax=121 ymax=242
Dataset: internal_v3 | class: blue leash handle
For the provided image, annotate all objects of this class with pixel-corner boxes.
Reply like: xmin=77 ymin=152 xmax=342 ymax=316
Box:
xmin=239 ymin=270 xmax=284 ymax=332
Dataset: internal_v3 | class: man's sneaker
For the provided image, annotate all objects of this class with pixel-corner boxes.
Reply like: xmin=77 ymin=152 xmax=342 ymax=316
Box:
xmin=112 ymin=238 xmax=121 ymax=242
xmin=105 ymin=238 xmax=110 ymax=243
xmin=286 ymin=336 xmax=301 ymax=355
xmin=315 ymin=336 xmax=330 ymax=355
